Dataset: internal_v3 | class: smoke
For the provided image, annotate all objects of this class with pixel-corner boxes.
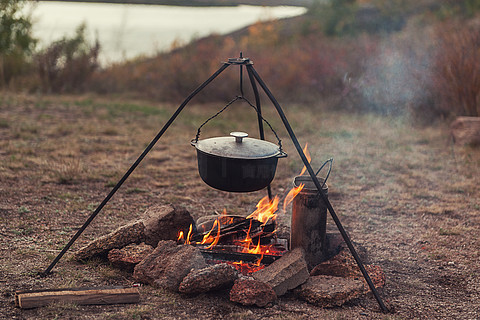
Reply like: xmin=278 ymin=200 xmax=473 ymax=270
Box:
xmin=354 ymin=28 xmax=435 ymax=118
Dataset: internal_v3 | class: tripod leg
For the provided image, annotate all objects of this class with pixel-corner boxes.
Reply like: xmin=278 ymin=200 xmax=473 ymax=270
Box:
xmin=42 ymin=63 xmax=230 ymax=276
xmin=245 ymin=66 xmax=272 ymax=200
xmin=247 ymin=65 xmax=389 ymax=313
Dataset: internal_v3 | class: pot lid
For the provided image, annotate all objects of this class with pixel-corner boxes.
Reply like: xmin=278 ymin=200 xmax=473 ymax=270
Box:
xmin=194 ymin=132 xmax=281 ymax=159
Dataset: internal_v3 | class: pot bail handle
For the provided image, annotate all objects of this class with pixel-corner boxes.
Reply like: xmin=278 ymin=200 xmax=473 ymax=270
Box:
xmin=194 ymin=96 xmax=241 ymax=144
xmin=315 ymin=158 xmax=333 ymax=190
xmin=192 ymin=96 xmax=283 ymax=152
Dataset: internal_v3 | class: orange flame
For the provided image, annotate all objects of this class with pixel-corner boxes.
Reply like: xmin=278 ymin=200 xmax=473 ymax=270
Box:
xmin=299 ymin=143 xmax=311 ymax=176
xmin=185 ymin=224 xmax=193 ymax=245
xmin=206 ymin=219 xmax=221 ymax=249
xmin=240 ymin=219 xmax=253 ymax=246
xmin=200 ymin=219 xmax=217 ymax=245
xmin=177 ymin=230 xmax=184 ymax=243
xmin=283 ymin=184 xmax=304 ymax=211
xmin=220 ymin=209 xmax=234 ymax=225
xmin=246 ymin=195 xmax=279 ymax=225
xmin=248 ymin=237 xmax=262 ymax=255
xmin=254 ymin=253 xmax=265 ymax=267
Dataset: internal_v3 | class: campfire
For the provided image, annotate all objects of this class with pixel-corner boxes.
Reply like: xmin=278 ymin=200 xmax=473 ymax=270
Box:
xmin=176 ymin=185 xmax=304 ymax=274
xmin=43 ymin=55 xmax=388 ymax=312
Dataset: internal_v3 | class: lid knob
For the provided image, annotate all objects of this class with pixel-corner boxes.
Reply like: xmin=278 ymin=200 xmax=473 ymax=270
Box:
xmin=230 ymin=131 xmax=248 ymax=143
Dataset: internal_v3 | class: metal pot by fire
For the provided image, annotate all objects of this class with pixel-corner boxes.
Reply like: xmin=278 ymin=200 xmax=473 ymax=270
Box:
xmin=191 ymin=131 xmax=287 ymax=192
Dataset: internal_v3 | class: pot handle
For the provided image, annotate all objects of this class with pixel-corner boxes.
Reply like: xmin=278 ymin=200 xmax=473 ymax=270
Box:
xmin=276 ymin=151 xmax=288 ymax=158
xmin=192 ymin=96 xmax=283 ymax=152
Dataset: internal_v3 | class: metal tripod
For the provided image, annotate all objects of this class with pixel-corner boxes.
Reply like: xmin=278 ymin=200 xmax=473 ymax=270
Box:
xmin=42 ymin=55 xmax=388 ymax=313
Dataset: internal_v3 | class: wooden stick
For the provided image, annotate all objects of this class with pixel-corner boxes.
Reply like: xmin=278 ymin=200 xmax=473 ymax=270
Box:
xmin=15 ymin=286 xmax=140 ymax=309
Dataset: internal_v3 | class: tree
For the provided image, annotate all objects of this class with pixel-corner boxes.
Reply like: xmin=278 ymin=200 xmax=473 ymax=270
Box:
xmin=0 ymin=0 xmax=36 ymax=87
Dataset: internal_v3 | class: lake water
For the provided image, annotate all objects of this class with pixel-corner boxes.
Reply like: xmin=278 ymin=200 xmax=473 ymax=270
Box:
xmin=26 ymin=2 xmax=306 ymax=65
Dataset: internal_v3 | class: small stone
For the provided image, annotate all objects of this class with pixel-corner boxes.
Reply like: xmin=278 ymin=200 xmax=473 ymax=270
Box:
xmin=310 ymin=250 xmax=386 ymax=293
xmin=143 ymin=205 xmax=194 ymax=246
xmin=179 ymin=263 xmax=239 ymax=294
xmin=310 ymin=248 xmax=359 ymax=278
xmin=230 ymin=279 xmax=277 ymax=307
xmin=133 ymin=240 xmax=206 ymax=291
xmin=108 ymin=242 xmax=154 ymax=272
xmin=295 ymin=275 xmax=364 ymax=308
xmin=360 ymin=265 xmax=386 ymax=293
xmin=451 ymin=116 xmax=480 ymax=146
xmin=253 ymin=247 xmax=309 ymax=296
xmin=73 ymin=221 xmax=145 ymax=261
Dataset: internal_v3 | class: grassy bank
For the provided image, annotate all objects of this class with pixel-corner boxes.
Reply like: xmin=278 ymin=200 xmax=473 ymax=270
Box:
xmin=38 ymin=0 xmax=312 ymax=7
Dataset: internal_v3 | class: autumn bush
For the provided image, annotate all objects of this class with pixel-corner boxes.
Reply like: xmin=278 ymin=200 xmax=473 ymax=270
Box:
xmin=35 ymin=24 xmax=100 ymax=93
xmin=430 ymin=20 xmax=480 ymax=117
xmin=90 ymin=19 xmax=374 ymax=105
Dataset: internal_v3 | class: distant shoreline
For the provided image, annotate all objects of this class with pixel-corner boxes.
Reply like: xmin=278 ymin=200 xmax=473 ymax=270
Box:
xmin=37 ymin=0 xmax=312 ymax=7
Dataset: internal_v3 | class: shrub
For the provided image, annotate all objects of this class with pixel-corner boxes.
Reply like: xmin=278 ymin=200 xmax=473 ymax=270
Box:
xmin=307 ymin=0 xmax=407 ymax=37
xmin=35 ymin=24 xmax=100 ymax=93
xmin=431 ymin=20 xmax=480 ymax=117
xmin=0 ymin=0 xmax=36 ymax=87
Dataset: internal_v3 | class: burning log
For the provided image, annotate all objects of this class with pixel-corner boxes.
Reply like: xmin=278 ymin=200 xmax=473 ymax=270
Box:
xmin=190 ymin=217 xmax=274 ymax=245
xmin=200 ymin=248 xmax=281 ymax=265
xmin=174 ymin=183 xmax=304 ymax=275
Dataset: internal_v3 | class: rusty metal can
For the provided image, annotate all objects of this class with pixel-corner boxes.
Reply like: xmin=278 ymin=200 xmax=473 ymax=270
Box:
xmin=291 ymin=175 xmax=328 ymax=270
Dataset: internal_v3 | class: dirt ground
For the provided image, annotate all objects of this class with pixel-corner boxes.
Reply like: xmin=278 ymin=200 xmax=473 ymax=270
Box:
xmin=0 ymin=93 xmax=479 ymax=319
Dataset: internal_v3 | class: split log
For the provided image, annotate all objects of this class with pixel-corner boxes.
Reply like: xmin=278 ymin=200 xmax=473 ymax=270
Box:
xmin=15 ymin=286 xmax=140 ymax=309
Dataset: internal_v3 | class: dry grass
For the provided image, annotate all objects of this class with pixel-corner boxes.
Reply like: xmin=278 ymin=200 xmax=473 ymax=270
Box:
xmin=0 ymin=93 xmax=479 ymax=319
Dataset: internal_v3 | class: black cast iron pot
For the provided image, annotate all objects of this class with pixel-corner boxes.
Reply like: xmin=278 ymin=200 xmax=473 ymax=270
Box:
xmin=191 ymin=132 xmax=287 ymax=192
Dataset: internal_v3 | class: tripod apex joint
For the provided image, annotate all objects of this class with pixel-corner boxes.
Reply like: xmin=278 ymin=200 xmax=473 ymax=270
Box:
xmin=226 ymin=57 xmax=253 ymax=65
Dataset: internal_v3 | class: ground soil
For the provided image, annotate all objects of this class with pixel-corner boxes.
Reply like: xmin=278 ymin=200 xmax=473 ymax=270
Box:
xmin=0 ymin=93 xmax=479 ymax=319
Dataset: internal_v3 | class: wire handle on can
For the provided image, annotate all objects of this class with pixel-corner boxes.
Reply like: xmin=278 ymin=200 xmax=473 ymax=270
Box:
xmin=315 ymin=158 xmax=333 ymax=190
